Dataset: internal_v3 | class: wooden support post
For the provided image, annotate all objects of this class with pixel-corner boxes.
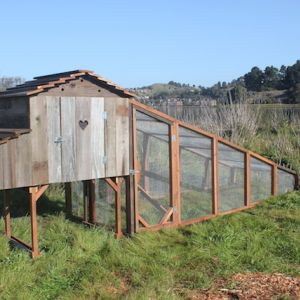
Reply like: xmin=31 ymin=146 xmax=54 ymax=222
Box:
xmin=131 ymin=106 xmax=139 ymax=232
xmin=212 ymin=137 xmax=218 ymax=215
xmin=125 ymin=176 xmax=133 ymax=235
xmin=29 ymin=188 xmax=39 ymax=258
xmin=272 ymin=165 xmax=278 ymax=196
xmin=29 ymin=185 xmax=48 ymax=258
xmin=170 ymin=122 xmax=180 ymax=225
xmin=245 ymin=152 xmax=251 ymax=207
xmin=83 ymin=181 xmax=89 ymax=222
xmin=3 ymin=190 xmax=11 ymax=239
xmin=114 ymin=178 xmax=122 ymax=239
xmin=89 ymin=180 xmax=96 ymax=224
xmin=65 ymin=183 xmax=72 ymax=217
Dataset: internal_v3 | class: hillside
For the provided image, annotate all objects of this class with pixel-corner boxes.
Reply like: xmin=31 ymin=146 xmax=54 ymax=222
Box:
xmin=0 ymin=190 xmax=299 ymax=299
xmin=131 ymin=60 xmax=300 ymax=105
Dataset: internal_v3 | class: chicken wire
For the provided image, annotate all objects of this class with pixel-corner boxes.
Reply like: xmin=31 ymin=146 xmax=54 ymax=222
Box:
xmin=136 ymin=111 xmax=171 ymax=226
xmin=250 ymin=157 xmax=272 ymax=202
xmin=277 ymin=169 xmax=296 ymax=195
xmin=218 ymin=143 xmax=245 ymax=212
xmin=179 ymin=126 xmax=213 ymax=220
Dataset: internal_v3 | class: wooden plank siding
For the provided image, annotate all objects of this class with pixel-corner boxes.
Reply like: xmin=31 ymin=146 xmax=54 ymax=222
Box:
xmin=0 ymin=95 xmax=130 ymax=190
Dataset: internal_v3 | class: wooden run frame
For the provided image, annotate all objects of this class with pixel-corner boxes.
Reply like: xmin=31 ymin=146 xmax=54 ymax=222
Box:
xmin=3 ymin=185 xmax=49 ymax=258
xmin=129 ymin=98 xmax=299 ymax=232
xmin=65 ymin=176 xmax=131 ymax=240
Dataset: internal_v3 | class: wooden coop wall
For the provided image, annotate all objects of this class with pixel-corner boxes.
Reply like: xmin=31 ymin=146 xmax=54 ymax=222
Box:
xmin=0 ymin=95 xmax=129 ymax=190
xmin=130 ymin=99 xmax=298 ymax=232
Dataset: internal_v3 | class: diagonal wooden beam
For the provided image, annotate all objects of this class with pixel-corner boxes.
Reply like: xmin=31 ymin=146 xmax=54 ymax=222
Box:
xmin=35 ymin=185 xmax=49 ymax=202
xmin=138 ymin=215 xmax=150 ymax=228
xmin=104 ymin=178 xmax=119 ymax=192
xmin=138 ymin=185 xmax=167 ymax=213
xmin=159 ymin=207 xmax=174 ymax=225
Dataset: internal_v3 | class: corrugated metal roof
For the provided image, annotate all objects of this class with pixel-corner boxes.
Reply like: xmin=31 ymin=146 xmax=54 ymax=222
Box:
xmin=0 ymin=70 xmax=136 ymax=98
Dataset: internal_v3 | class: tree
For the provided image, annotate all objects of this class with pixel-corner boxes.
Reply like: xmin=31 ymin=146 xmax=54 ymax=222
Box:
xmin=263 ymin=66 xmax=279 ymax=89
xmin=244 ymin=67 xmax=264 ymax=91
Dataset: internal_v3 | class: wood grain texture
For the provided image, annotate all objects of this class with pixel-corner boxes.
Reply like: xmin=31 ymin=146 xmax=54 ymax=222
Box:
xmin=30 ymin=96 xmax=49 ymax=184
xmin=61 ymin=97 xmax=77 ymax=182
xmin=47 ymin=96 xmax=62 ymax=183
xmin=90 ymin=97 xmax=105 ymax=178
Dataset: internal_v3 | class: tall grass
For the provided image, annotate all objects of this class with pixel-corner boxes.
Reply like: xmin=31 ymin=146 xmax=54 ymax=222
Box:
xmin=0 ymin=191 xmax=299 ymax=299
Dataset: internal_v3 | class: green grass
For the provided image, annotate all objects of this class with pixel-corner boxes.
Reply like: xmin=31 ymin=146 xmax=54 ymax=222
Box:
xmin=0 ymin=191 xmax=300 ymax=299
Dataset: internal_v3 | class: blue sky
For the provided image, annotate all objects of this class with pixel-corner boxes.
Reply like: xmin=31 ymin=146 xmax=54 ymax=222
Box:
xmin=0 ymin=0 xmax=299 ymax=87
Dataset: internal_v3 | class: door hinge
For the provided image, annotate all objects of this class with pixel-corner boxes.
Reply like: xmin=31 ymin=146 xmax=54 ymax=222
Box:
xmin=171 ymin=135 xmax=176 ymax=142
xmin=129 ymin=169 xmax=140 ymax=175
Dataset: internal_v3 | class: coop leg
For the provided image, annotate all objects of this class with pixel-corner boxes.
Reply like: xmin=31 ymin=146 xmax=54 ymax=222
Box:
xmin=29 ymin=185 xmax=49 ymax=258
xmin=65 ymin=183 xmax=72 ymax=217
xmin=114 ymin=178 xmax=122 ymax=239
xmin=3 ymin=190 xmax=11 ymax=239
xmin=89 ymin=180 xmax=96 ymax=224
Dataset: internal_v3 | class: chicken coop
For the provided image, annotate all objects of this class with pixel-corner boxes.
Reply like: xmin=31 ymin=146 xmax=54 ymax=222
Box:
xmin=0 ymin=70 xmax=298 ymax=257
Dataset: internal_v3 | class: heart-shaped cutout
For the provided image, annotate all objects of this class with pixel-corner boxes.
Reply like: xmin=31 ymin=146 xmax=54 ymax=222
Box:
xmin=79 ymin=120 xmax=89 ymax=130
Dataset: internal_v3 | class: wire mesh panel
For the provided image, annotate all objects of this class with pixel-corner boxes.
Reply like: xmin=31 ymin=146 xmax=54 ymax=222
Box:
xmin=250 ymin=157 xmax=272 ymax=202
xmin=71 ymin=181 xmax=84 ymax=218
xmin=179 ymin=127 xmax=213 ymax=220
xmin=278 ymin=169 xmax=296 ymax=195
xmin=218 ymin=143 xmax=245 ymax=212
xmin=95 ymin=179 xmax=115 ymax=230
xmin=136 ymin=111 xmax=171 ymax=226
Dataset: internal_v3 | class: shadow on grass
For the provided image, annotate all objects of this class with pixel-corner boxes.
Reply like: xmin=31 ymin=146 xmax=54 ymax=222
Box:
xmin=0 ymin=184 xmax=66 ymax=219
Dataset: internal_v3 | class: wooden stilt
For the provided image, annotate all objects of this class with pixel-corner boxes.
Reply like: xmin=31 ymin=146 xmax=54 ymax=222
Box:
xmin=65 ymin=183 xmax=72 ymax=217
xmin=89 ymin=180 xmax=96 ymax=224
xmin=125 ymin=176 xmax=133 ymax=235
xmin=29 ymin=185 xmax=48 ymax=258
xmin=114 ymin=178 xmax=122 ymax=239
xmin=29 ymin=188 xmax=39 ymax=258
xmin=3 ymin=190 xmax=11 ymax=239
xmin=83 ymin=181 xmax=89 ymax=222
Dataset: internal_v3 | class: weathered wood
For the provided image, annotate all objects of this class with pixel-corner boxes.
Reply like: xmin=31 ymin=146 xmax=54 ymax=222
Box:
xmin=41 ymin=77 xmax=126 ymax=98
xmin=90 ymin=97 xmax=105 ymax=179
xmin=47 ymin=96 xmax=62 ymax=183
xmin=115 ymin=98 xmax=130 ymax=176
xmin=30 ymin=96 xmax=49 ymax=184
xmin=104 ymin=99 xmax=117 ymax=177
xmin=61 ymin=97 xmax=77 ymax=182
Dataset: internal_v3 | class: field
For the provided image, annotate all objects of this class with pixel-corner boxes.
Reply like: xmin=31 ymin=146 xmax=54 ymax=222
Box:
xmin=0 ymin=190 xmax=299 ymax=299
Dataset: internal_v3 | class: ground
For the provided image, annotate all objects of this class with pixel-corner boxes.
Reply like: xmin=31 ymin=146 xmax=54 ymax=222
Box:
xmin=0 ymin=190 xmax=299 ymax=299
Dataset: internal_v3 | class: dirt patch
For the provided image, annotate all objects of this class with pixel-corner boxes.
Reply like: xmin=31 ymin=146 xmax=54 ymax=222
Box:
xmin=183 ymin=273 xmax=300 ymax=300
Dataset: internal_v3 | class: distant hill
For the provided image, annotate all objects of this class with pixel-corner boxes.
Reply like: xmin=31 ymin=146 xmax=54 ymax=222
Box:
xmin=131 ymin=60 xmax=300 ymax=105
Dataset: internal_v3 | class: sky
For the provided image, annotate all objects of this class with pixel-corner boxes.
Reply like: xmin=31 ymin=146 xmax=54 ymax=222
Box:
xmin=0 ymin=0 xmax=299 ymax=88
